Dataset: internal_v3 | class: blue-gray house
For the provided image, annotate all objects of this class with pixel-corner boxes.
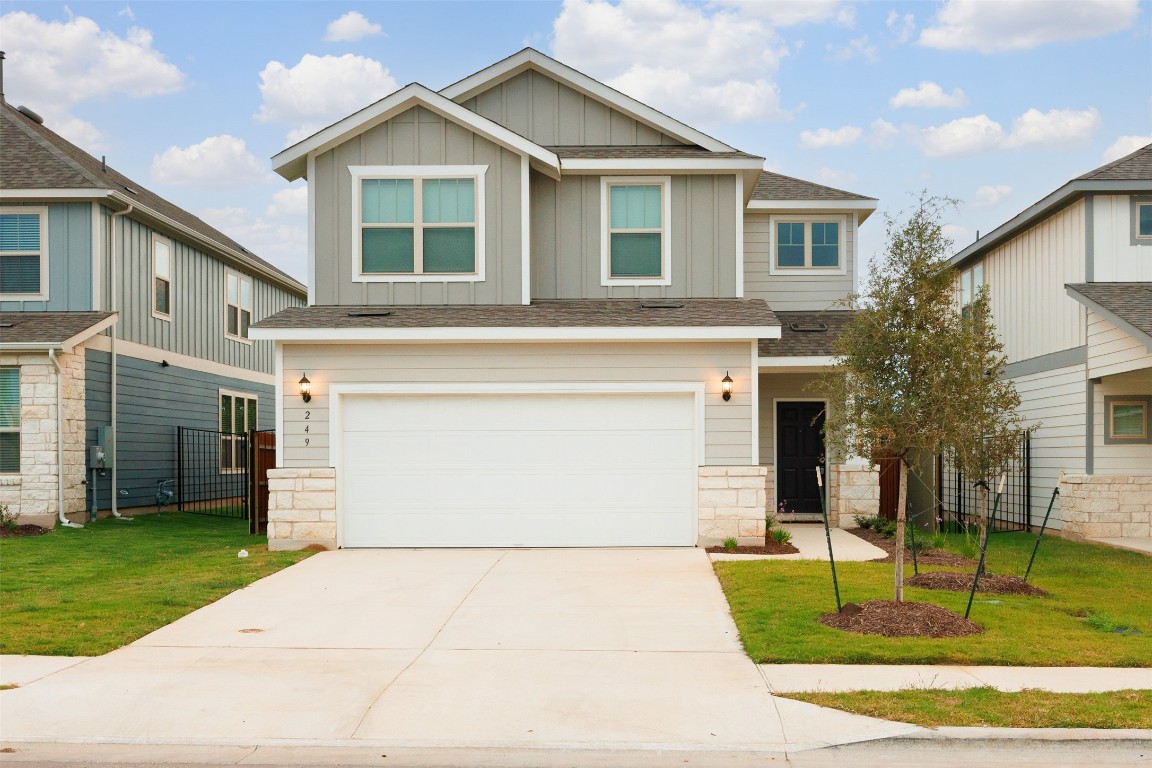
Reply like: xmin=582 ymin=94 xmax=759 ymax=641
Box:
xmin=0 ymin=100 xmax=306 ymax=527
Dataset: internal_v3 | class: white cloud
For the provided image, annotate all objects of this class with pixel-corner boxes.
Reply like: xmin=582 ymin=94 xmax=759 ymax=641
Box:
xmin=551 ymin=0 xmax=793 ymax=124
xmin=971 ymin=184 xmax=1013 ymax=207
xmin=256 ymin=53 xmax=399 ymax=142
xmin=868 ymin=118 xmax=901 ymax=149
xmin=117 ymin=6 xmax=135 ymax=20
xmin=1103 ymin=135 xmax=1152 ymax=162
xmin=324 ymin=11 xmax=383 ymax=42
xmin=942 ymin=223 xmax=973 ymax=246
xmin=266 ymin=186 xmax=308 ymax=219
xmin=827 ymin=35 xmax=878 ymax=63
xmin=1004 ymin=107 xmax=1100 ymax=149
xmin=49 ymin=115 xmax=111 ymax=154
xmin=815 ymin=167 xmax=859 ymax=188
xmin=886 ymin=10 xmax=915 ymax=43
xmin=799 ymin=125 xmax=862 ymax=149
xmin=919 ymin=0 xmax=1139 ymax=52
xmin=151 ymin=135 xmax=269 ymax=188
xmin=715 ymin=0 xmax=852 ymax=27
xmin=919 ymin=115 xmax=1005 ymax=158
xmin=889 ymin=81 xmax=967 ymax=109
xmin=198 ymin=206 xmax=308 ymax=282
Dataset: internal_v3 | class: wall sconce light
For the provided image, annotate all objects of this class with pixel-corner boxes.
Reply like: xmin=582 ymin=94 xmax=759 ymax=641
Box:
xmin=299 ymin=373 xmax=312 ymax=403
xmin=721 ymin=372 xmax=733 ymax=402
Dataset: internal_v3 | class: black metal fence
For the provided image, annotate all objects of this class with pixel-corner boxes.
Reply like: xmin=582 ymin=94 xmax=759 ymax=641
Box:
xmin=937 ymin=432 xmax=1032 ymax=532
xmin=176 ymin=426 xmax=250 ymax=518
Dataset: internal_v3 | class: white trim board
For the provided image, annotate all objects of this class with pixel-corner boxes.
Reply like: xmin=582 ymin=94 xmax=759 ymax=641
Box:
xmin=758 ymin=355 xmax=837 ymax=369
xmin=84 ymin=335 xmax=275 ymax=385
xmin=251 ymin=326 xmax=782 ymax=343
xmin=748 ymin=198 xmax=877 ymax=223
xmin=561 ymin=158 xmax=764 ymax=173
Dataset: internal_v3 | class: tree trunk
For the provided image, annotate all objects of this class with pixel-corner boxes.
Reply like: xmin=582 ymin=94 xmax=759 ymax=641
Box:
xmin=976 ymin=483 xmax=989 ymax=577
xmin=895 ymin=459 xmax=908 ymax=602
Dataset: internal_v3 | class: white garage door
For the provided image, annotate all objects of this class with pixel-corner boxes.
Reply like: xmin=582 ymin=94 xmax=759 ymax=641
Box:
xmin=340 ymin=392 xmax=697 ymax=547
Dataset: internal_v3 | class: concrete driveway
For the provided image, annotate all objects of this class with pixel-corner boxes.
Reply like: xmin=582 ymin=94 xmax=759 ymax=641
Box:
xmin=0 ymin=548 xmax=915 ymax=753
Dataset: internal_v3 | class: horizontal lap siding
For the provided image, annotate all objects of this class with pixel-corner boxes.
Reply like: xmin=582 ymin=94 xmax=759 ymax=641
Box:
xmin=743 ymin=213 xmax=854 ymax=311
xmin=280 ymin=342 xmax=753 ymax=467
xmin=1087 ymin=310 xmax=1152 ymax=379
xmin=1095 ymin=368 xmax=1152 ymax=475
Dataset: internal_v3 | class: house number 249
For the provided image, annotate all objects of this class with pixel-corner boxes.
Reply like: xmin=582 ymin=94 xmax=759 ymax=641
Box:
xmin=303 ymin=411 xmax=310 ymax=446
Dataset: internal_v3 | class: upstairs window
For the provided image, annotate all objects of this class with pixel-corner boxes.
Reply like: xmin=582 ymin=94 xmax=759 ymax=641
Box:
xmin=1138 ymin=203 xmax=1152 ymax=240
xmin=225 ymin=271 xmax=253 ymax=341
xmin=152 ymin=235 xmax=172 ymax=319
xmin=769 ymin=216 xmax=845 ymax=274
xmin=959 ymin=262 xmax=985 ymax=317
xmin=0 ymin=207 xmax=47 ymax=299
xmin=352 ymin=165 xmax=486 ymax=282
xmin=0 ymin=368 xmax=18 ymax=473
xmin=600 ymin=177 xmax=671 ymax=286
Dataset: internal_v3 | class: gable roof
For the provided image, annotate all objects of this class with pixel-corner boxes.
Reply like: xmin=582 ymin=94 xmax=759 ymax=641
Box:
xmin=440 ymin=49 xmax=736 ymax=153
xmin=747 ymin=171 xmax=878 ymax=221
xmin=0 ymin=311 xmax=117 ymax=351
xmin=0 ymin=102 xmax=306 ymax=297
xmin=952 ymin=143 xmax=1152 ymax=268
xmin=271 ymin=83 xmax=562 ymax=182
xmin=1066 ymin=282 xmax=1152 ymax=350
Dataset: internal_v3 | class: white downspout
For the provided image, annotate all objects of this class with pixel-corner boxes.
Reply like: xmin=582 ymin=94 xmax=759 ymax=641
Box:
xmin=109 ymin=205 xmax=133 ymax=518
xmin=49 ymin=349 xmax=82 ymax=529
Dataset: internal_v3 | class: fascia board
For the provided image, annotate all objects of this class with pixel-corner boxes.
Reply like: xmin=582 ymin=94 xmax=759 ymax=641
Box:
xmin=58 ymin=313 xmax=119 ymax=353
xmin=757 ymin=355 xmax=837 ymax=368
xmin=747 ymin=198 xmax=878 ymax=224
xmin=250 ymin=325 xmax=784 ymax=343
xmin=439 ymin=49 xmax=735 ymax=153
xmin=271 ymin=83 xmax=561 ymax=181
xmin=1065 ymin=286 xmax=1152 ymax=353
xmin=0 ymin=189 xmax=115 ymax=201
xmin=561 ymin=158 xmax=765 ymax=173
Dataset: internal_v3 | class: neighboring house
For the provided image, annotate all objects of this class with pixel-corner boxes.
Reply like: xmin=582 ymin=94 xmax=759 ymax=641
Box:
xmin=0 ymin=100 xmax=307 ymax=527
xmin=949 ymin=144 xmax=1152 ymax=539
xmin=252 ymin=49 xmax=877 ymax=550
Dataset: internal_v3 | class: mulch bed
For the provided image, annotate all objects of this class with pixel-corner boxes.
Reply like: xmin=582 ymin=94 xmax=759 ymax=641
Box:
xmin=849 ymin=527 xmax=975 ymax=567
xmin=0 ymin=524 xmax=50 ymax=539
xmin=705 ymin=541 xmax=800 ymax=555
xmin=818 ymin=600 xmax=983 ymax=638
xmin=906 ymin=571 xmax=1047 ymax=596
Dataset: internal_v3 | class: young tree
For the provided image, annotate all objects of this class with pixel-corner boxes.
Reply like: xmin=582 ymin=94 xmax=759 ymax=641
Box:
xmin=821 ymin=195 xmax=1024 ymax=602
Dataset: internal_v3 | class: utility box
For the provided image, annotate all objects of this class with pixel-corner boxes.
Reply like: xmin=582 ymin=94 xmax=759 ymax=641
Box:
xmin=88 ymin=445 xmax=106 ymax=469
xmin=97 ymin=425 xmax=115 ymax=468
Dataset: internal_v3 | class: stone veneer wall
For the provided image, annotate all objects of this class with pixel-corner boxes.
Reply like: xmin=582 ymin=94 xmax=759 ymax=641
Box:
xmin=698 ymin=466 xmax=769 ymax=544
xmin=266 ymin=467 xmax=337 ymax=550
xmin=829 ymin=462 xmax=881 ymax=528
xmin=0 ymin=350 xmax=87 ymax=527
xmin=1059 ymin=474 xmax=1152 ymax=538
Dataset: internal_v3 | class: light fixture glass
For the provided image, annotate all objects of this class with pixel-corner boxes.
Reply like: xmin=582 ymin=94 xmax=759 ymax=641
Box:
xmin=299 ymin=373 xmax=312 ymax=403
xmin=721 ymin=372 xmax=733 ymax=402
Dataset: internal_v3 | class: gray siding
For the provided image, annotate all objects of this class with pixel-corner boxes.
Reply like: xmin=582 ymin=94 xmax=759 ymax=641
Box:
xmin=313 ymin=106 xmax=524 ymax=306
xmin=102 ymin=210 xmax=300 ymax=374
xmin=461 ymin=70 xmax=686 ymax=147
xmin=84 ymin=348 xmax=274 ymax=510
xmin=531 ymin=173 xmax=739 ymax=299
xmin=0 ymin=202 xmax=92 ymax=311
xmin=743 ymin=212 xmax=855 ymax=311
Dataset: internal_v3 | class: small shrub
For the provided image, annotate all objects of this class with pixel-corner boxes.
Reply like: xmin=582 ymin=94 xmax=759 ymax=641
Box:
xmin=0 ymin=504 xmax=16 ymax=532
xmin=723 ymin=537 xmax=739 ymax=552
xmin=854 ymin=514 xmax=875 ymax=529
xmin=770 ymin=528 xmax=792 ymax=545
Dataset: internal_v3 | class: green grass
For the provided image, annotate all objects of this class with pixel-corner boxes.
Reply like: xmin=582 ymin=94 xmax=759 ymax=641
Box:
xmin=782 ymin=688 xmax=1152 ymax=728
xmin=714 ymin=532 xmax=1152 ymax=666
xmin=0 ymin=513 xmax=313 ymax=656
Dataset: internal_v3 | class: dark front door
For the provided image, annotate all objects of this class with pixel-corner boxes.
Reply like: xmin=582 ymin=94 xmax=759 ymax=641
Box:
xmin=777 ymin=402 xmax=826 ymax=514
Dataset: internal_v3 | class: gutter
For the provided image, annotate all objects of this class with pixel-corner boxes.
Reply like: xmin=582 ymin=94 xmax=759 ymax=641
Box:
xmin=48 ymin=350 xmax=82 ymax=529
xmin=109 ymin=205 xmax=133 ymax=520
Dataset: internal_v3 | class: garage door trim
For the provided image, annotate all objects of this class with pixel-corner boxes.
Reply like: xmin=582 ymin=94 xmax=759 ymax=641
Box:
xmin=330 ymin=382 xmax=706 ymax=548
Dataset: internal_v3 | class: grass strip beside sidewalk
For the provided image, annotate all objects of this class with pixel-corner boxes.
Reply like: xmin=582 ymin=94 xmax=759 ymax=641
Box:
xmin=1 ymin=513 xmax=313 ymax=656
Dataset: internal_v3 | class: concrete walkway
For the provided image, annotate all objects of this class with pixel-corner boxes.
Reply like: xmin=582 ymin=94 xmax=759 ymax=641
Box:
xmin=709 ymin=524 xmax=888 ymax=561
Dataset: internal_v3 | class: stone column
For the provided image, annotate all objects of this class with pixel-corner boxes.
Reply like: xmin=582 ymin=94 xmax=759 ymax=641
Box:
xmin=266 ymin=467 xmax=337 ymax=550
xmin=697 ymin=465 xmax=769 ymax=545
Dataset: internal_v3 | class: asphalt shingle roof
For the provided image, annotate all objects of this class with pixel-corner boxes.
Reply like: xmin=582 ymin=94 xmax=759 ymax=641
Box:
xmin=547 ymin=145 xmax=762 ymax=160
xmin=1066 ymin=283 xmax=1152 ymax=340
xmin=752 ymin=171 xmax=875 ymax=202
xmin=254 ymin=299 xmax=779 ymax=330
xmin=1 ymin=102 xmax=305 ymax=295
xmin=0 ymin=311 xmax=115 ymax=345
xmin=1074 ymin=143 xmax=1152 ymax=182
xmin=757 ymin=311 xmax=855 ymax=357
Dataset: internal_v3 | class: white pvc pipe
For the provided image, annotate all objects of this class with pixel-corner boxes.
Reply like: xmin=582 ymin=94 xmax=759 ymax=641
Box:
xmin=49 ymin=349 xmax=82 ymax=529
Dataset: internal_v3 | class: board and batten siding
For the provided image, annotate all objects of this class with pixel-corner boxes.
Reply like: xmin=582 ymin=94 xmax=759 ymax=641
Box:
xmin=460 ymin=69 xmax=686 ymax=147
xmin=312 ymin=106 xmax=523 ymax=306
xmin=0 ymin=201 xmax=92 ymax=312
xmin=1086 ymin=310 xmax=1152 ymax=379
xmin=983 ymin=200 xmax=1086 ymax=364
xmin=531 ymin=173 xmax=740 ymax=299
xmin=1091 ymin=195 xmax=1152 ymax=282
xmin=85 ymin=348 xmax=274 ymax=509
xmin=1094 ymin=368 xmax=1152 ymax=476
xmin=279 ymin=342 xmax=754 ymax=468
xmin=743 ymin=212 xmax=855 ymax=311
xmin=102 ymin=213 xmax=299 ymax=374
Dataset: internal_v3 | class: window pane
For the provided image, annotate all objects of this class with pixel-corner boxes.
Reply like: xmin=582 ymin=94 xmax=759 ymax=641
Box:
xmin=362 ymin=228 xmax=415 ymax=273
xmin=362 ymin=179 xmax=414 ymax=224
xmin=240 ymin=310 xmax=250 ymax=338
xmin=610 ymin=233 xmax=662 ymax=277
xmin=0 ymin=254 xmax=41 ymax=293
xmin=247 ymin=399 xmax=258 ymax=430
xmin=0 ymin=432 xmax=18 ymax=473
xmin=960 ymin=271 xmax=972 ymax=306
xmin=610 ymin=185 xmax=662 ymax=229
xmin=220 ymin=395 xmax=232 ymax=433
xmin=0 ymin=213 xmax=41 ymax=251
xmin=227 ymin=274 xmax=238 ymax=304
xmin=423 ymin=228 xmax=476 ymax=273
xmin=1140 ymin=204 xmax=1152 ymax=237
xmin=154 ymin=241 xmax=170 ymax=279
xmin=234 ymin=398 xmax=245 ymax=434
xmin=811 ymin=222 xmax=839 ymax=267
xmin=423 ymin=179 xmax=475 ymax=224
xmin=240 ymin=278 xmax=252 ymax=310
xmin=227 ymin=305 xmax=239 ymax=336
xmin=776 ymin=222 xmax=805 ymax=267
xmin=220 ymin=435 xmax=233 ymax=471
xmin=0 ymin=369 xmax=19 ymax=429
xmin=155 ymin=277 xmax=170 ymax=314
xmin=972 ymin=262 xmax=984 ymax=288
xmin=1112 ymin=404 xmax=1147 ymax=437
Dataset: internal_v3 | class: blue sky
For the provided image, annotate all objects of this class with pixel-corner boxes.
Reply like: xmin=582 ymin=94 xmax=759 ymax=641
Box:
xmin=2 ymin=0 xmax=1149 ymax=283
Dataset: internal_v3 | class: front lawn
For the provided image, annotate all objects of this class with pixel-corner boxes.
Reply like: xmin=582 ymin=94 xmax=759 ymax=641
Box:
xmin=715 ymin=532 xmax=1152 ymax=666
xmin=0 ymin=513 xmax=314 ymax=656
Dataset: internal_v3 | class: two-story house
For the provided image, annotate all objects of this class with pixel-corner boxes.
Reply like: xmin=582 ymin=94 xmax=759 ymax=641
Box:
xmin=949 ymin=144 xmax=1152 ymax=540
xmin=252 ymin=49 xmax=877 ymax=550
xmin=0 ymin=100 xmax=307 ymax=528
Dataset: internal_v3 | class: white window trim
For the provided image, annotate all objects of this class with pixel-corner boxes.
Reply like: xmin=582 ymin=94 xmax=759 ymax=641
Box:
xmin=767 ymin=215 xmax=848 ymax=276
xmin=224 ymin=269 xmax=253 ymax=345
xmin=600 ymin=176 xmax=672 ymax=287
xmin=349 ymin=165 xmax=487 ymax=284
xmin=0 ymin=206 xmax=49 ymax=301
xmin=1137 ymin=202 xmax=1152 ymax=240
xmin=219 ymin=389 xmax=258 ymax=475
xmin=151 ymin=233 xmax=172 ymax=322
